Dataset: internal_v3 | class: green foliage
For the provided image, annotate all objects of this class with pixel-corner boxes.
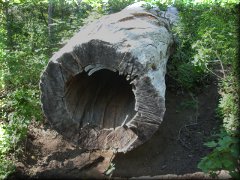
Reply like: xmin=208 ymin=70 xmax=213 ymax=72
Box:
xmin=82 ymin=0 xmax=106 ymax=13
xmin=0 ymin=115 xmax=29 ymax=179
xmin=169 ymin=2 xmax=238 ymax=90
xmin=0 ymin=0 xmax=91 ymax=178
xmin=174 ymin=2 xmax=240 ymax=178
xmin=0 ymin=124 xmax=13 ymax=180
xmin=198 ymin=129 xmax=240 ymax=178
xmin=81 ymin=0 xmax=135 ymax=14
xmin=176 ymin=63 xmax=203 ymax=89
xmin=0 ymin=156 xmax=15 ymax=180
xmin=107 ymin=0 xmax=135 ymax=13
xmin=191 ymin=10 xmax=237 ymax=73
xmin=10 ymin=89 xmax=42 ymax=121
xmin=168 ymin=4 xmax=206 ymax=90
xmin=163 ymin=1 xmax=239 ymax=177
xmin=218 ymin=75 xmax=239 ymax=132
xmin=143 ymin=0 xmax=171 ymax=10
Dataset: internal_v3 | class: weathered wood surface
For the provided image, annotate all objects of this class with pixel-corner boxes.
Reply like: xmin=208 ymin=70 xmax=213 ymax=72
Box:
xmin=40 ymin=2 xmax=175 ymax=152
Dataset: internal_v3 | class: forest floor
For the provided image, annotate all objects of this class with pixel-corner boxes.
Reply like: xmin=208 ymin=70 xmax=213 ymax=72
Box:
xmin=9 ymin=76 xmax=230 ymax=179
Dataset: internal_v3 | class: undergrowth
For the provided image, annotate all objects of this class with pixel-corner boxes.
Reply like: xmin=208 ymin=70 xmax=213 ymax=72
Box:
xmin=169 ymin=1 xmax=239 ymax=178
xmin=147 ymin=0 xmax=239 ymax=178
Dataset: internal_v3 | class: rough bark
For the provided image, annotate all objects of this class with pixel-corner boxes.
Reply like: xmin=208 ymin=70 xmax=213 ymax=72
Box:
xmin=40 ymin=3 xmax=174 ymax=152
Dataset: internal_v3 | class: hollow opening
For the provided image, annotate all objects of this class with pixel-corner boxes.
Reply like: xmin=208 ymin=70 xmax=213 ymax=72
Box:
xmin=65 ymin=69 xmax=136 ymax=129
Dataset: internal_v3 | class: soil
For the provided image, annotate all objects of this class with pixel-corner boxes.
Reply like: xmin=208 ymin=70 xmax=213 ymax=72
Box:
xmin=9 ymin=77 xmax=230 ymax=179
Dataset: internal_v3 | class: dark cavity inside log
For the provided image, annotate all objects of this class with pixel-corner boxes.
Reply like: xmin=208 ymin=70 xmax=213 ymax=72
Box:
xmin=65 ymin=69 xmax=136 ymax=129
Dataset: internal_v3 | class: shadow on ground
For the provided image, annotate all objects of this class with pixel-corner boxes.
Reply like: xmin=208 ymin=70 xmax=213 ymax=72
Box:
xmin=112 ymin=79 xmax=220 ymax=177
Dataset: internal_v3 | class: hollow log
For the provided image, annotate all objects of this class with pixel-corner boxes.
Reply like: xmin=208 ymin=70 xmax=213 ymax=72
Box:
xmin=40 ymin=3 xmax=174 ymax=152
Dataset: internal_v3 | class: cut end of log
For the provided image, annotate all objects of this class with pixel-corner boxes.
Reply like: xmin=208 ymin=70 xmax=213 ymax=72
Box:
xmin=40 ymin=3 xmax=174 ymax=152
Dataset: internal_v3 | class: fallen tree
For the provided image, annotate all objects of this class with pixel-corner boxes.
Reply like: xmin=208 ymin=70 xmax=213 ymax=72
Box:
xmin=40 ymin=3 xmax=174 ymax=152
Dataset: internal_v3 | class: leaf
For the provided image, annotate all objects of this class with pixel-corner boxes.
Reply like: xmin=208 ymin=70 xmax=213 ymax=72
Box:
xmin=230 ymin=147 xmax=239 ymax=157
xmin=223 ymin=159 xmax=234 ymax=169
xmin=204 ymin=141 xmax=217 ymax=148
xmin=218 ymin=136 xmax=232 ymax=149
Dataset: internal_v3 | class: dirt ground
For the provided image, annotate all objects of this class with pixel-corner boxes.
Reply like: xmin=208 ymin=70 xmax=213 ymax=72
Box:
xmin=9 ymin=77 xmax=231 ymax=179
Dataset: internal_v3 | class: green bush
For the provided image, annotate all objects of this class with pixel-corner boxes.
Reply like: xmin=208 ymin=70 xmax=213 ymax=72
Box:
xmin=107 ymin=0 xmax=135 ymax=13
xmin=0 ymin=156 xmax=15 ymax=180
xmin=198 ymin=129 xmax=239 ymax=178
xmin=176 ymin=63 xmax=203 ymax=89
xmin=166 ymin=1 xmax=239 ymax=177
xmin=0 ymin=116 xmax=28 ymax=179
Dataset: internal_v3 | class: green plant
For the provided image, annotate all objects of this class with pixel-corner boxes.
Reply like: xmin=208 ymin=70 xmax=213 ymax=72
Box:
xmin=0 ymin=117 xmax=28 ymax=179
xmin=0 ymin=156 xmax=15 ymax=180
xmin=186 ymin=2 xmax=240 ymax=178
xmin=0 ymin=1 xmax=78 ymax=178
xmin=82 ymin=0 xmax=106 ymax=13
xmin=107 ymin=0 xmax=135 ymax=13
xmin=198 ymin=129 xmax=239 ymax=178
xmin=167 ymin=4 xmax=207 ymax=90
xmin=218 ymin=75 xmax=239 ymax=132
xmin=9 ymin=89 xmax=42 ymax=121
xmin=176 ymin=63 xmax=203 ymax=90
xmin=167 ymin=1 xmax=239 ymax=178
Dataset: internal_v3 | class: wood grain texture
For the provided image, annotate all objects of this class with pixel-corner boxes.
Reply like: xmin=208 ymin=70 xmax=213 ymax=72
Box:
xmin=40 ymin=2 xmax=174 ymax=152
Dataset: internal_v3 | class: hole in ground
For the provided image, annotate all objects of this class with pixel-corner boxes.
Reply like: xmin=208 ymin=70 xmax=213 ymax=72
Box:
xmin=65 ymin=69 xmax=136 ymax=129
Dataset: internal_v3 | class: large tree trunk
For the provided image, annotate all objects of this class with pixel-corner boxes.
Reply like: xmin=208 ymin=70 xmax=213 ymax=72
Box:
xmin=40 ymin=3 xmax=174 ymax=152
